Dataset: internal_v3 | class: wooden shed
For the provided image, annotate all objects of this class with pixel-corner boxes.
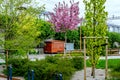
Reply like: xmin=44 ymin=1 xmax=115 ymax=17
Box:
xmin=44 ymin=40 xmax=65 ymax=53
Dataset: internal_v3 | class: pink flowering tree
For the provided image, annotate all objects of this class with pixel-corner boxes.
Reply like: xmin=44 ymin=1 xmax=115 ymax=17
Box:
xmin=49 ymin=0 xmax=82 ymax=54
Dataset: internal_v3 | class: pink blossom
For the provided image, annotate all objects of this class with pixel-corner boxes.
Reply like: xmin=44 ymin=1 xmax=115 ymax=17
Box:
xmin=49 ymin=0 xmax=82 ymax=32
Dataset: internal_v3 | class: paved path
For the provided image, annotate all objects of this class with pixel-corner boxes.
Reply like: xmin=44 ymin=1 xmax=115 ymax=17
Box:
xmin=71 ymin=68 xmax=105 ymax=80
xmin=1 ymin=54 xmax=120 ymax=62
xmin=28 ymin=54 xmax=120 ymax=60
xmin=100 ymin=55 xmax=120 ymax=59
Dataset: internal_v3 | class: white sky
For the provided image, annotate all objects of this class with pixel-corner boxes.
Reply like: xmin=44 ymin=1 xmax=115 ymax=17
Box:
xmin=36 ymin=0 xmax=120 ymax=25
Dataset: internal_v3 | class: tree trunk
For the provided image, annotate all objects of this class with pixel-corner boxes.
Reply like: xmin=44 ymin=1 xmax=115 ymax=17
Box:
xmin=5 ymin=50 xmax=8 ymax=69
xmin=64 ymin=32 xmax=67 ymax=56
xmin=91 ymin=51 xmax=96 ymax=78
xmin=91 ymin=64 xmax=95 ymax=78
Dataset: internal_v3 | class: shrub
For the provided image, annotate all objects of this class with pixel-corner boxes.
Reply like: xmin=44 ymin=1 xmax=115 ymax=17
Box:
xmin=107 ymin=32 xmax=120 ymax=48
xmin=3 ymin=58 xmax=29 ymax=77
xmin=45 ymin=57 xmax=76 ymax=80
xmin=71 ymin=57 xmax=84 ymax=70
xmin=109 ymin=63 xmax=120 ymax=79
xmin=29 ymin=49 xmax=38 ymax=54
xmin=9 ymin=50 xmax=27 ymax=56
xmin=70 ymin=52 xmax=83 ymax=57
xmin=55 ymin=58 xmax=75 ymax=80
xmin=112 ymin=63 xmax=120 ymax=72
xmin=45 ymin=56 xmax=59 ymax=64
xmin=110 ymin=72 xmax=120 ymax=79
xmin=24 ymin=60 xmax=56 ymax=80
xmin=8 ymin=58 xmax=29 ymax=76
xmin=4 ymin=56 xmax=80 ymax=80
xmin=24 ymin=58 xmax=75 ymax=80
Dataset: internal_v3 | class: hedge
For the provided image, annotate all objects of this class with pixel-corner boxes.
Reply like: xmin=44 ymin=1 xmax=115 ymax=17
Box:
xmin=4 ymin=56 xmax=84 ymax=80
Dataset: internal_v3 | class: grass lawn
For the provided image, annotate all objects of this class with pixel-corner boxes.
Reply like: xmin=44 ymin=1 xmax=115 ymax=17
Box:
xmin=55 ymin=52 xmax=83 ymax=57
xmin=55 ymin=53 xmax=120 ymax=70
xmin=87 ymin=59 xmax=120 ymax=69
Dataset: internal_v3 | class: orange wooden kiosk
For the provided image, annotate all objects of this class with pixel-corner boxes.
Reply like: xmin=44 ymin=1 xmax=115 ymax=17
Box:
xmin=44 ymin=40 xmax=65 ymax=53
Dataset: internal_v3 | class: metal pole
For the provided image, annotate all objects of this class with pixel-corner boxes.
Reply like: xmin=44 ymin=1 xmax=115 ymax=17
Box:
xmin=28 ymin=69 xmax=30 ymax=80
xmin=55 ymin=73 xmax=58 ymax=80
xmin=6 ymin=50 xmax=9 ymax=80
xmin=31 ymin=70 xmax=34 ymax=80
xmin=83 ymin=38 xmax=86 ymax=80
xmin=9 ymin=65 xmax=12 ymax=80
xmin=105 ymin=38 xmax=108 ymax=79
xmin=59 ymin=73 xmax=63 ymax=80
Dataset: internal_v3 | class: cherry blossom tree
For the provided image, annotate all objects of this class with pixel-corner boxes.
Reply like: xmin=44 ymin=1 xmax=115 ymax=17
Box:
xmin=49 ymin=0 xmax=82 ymax=54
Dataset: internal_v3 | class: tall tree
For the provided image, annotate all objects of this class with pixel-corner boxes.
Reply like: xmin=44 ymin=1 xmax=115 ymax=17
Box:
xmin=49 ymin=0 xmax=82 ymax=54
xmin=37 ymin=19 xmax=55 ymax=41
xmin=55 ymin=29 xmax=80 ymax=49
xmin=0 ymin=0 xmax=44 ymax=51
xmin=83 ymin=0 xmax=108 ymax=78
xmin=0 ymin=0 xmax=44 ymax=67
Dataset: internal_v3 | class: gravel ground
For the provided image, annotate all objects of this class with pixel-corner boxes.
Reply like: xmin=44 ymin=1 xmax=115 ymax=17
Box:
xmin=71 ymin=68 xmax=105 ymax=80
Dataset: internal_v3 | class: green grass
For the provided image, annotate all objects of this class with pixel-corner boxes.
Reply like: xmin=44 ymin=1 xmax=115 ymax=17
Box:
xmin=55 ymin=52 xmax=83 ymax=57
xmin=86 ymin=59 xmax=120 ymax=69
xmin=87 ymin=59 xmax=120 ymax=79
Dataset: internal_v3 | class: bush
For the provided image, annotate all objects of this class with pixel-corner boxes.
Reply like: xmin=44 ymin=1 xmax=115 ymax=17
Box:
xmin=45 ymin=56 xmax=59 ymax=64
xmin=29 ymin=49 xmax=38 ymax=54
xmin=55 ymin=58 xmax=75 ymax=80
xmin=8 ymin=58 xmax=29 ymax=76
xmin=107 ymin=32 xmax=120 ymax=48
xmin=45 ymin=57 xmax=76 ymax=80
xmin=4 ymin=56 xmax=83 ymax=80
xmin=110 ymin=72 xmax=120 ymax=79
xmin=109 ymin=63 xmax=120 ymax=79
xmin=24 ymin=58 xmax=75 ymax=80
xmin=24 ymin=60 xmax=56 ymax=80
xmin=107 ymin=78 xmax=120 ymax=80
xmin=71 ymin=57 xmax=84 ymax=70
xmin=3 ymin=58 xmax=29 ymax=77
xmin=70 ymin=51 xmax=83 ymax=57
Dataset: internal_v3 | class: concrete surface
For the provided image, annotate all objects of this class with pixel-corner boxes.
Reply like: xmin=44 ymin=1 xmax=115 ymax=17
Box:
xmin=71 ymin=68 xmax=105 ymax=80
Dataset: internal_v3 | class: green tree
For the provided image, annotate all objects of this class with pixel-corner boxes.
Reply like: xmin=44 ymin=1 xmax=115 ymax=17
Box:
xmin=55 ymin=28 xmax=80 ymax=49
xmin=83 ymin=0 xmax=108 ymax=78
xmin=0 ymin=0 xmax=44 ymax=51
xmin=37 ymin=20 xmax=55 ymax=41
xmin=107 ymin=32 xmax=120 ymax=48
xmin=0 ymin=0 xmax=44 ymax=66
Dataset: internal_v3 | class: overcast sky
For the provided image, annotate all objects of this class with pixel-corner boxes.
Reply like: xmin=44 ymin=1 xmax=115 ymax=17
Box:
xmin=37 ymin=0 xmax=120 ymax=25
